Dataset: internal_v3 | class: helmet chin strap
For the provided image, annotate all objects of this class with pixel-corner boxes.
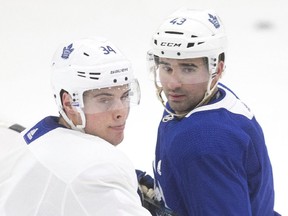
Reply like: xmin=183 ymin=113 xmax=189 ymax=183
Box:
xmin=193 ymin=74 xmax=219 ymax=109
xmin=59 ymin=107 xmax=86 ymax=133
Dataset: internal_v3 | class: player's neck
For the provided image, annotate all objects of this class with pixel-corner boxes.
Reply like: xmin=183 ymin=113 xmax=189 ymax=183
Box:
xmin=58 ymin=116 xmax=71 ymax=129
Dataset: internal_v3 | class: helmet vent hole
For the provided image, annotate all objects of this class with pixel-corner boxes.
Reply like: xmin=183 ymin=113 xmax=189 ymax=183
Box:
xmin=154 ymin=39 xmax=158 ymax=45
xmin=161 ymin=51 xmax=164 ymax=54
xmin=177 ymin=52 xmax=181 ymax=56
xmin=125 ymin=77 xmax=128 ymax=81
xmin=77 ymin=71 xmax=101 ymax=80
xmin=113 ymin=79 xmax=117 ymax=83
xmin=187 ymin=43 xmax=195 ymax=48
xmin=89 ymin=72 xmax=100 ymax=80
xmin=77 ymin=71 xmax=86 ymax=78
xmin=83 ymin=52 xmax=90 ymax=56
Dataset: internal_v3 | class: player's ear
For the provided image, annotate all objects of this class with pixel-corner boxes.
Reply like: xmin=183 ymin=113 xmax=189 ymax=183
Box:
xmin=213 ymin=52 xmax=225 ymax=81
xmin=216 ymin=61 xmax=224 ymax=77
xmin=216 ymin=52 xmax=225 ymax=78
xmin=61 ymin=92 xmax=76 ymax=115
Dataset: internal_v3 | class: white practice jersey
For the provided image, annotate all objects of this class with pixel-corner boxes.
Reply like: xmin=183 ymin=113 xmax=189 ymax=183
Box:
xmin=0 ymin=117 xmax=151 ymax=216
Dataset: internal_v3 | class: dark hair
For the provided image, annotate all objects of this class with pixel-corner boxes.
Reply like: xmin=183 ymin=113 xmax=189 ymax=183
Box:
xmin=219 ymin=52 xmax=225 ymax=62
xmin=154 ymin=55 xmax=160 ymax=65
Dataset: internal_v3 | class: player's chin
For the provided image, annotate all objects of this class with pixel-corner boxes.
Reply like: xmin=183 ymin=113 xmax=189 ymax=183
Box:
xmin=169 ymin=101 xmax=188 ymax=112
xmin=110 ymin=133 xmax=125 ymax=146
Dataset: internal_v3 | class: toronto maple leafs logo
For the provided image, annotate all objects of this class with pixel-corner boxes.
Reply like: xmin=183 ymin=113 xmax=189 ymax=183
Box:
xmin=208 ymin=13 xmax=220 ymax=29
xmin=61 ymin=43 xmax=74 ymax=59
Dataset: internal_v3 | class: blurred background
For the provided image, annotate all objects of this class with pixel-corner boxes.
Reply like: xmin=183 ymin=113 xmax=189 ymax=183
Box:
xmin=0 ymin=0 xmax=287 ymax=214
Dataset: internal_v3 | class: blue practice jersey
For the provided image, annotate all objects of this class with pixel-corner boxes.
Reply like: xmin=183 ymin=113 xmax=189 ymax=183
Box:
xmin=153 ymin=83 xmax=280 ymax=216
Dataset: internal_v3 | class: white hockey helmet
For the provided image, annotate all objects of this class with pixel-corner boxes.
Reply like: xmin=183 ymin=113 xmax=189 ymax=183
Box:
xmin=148 ymin=8 xmax=227 ymax=77
xmin=51 ymin=37 xmax=140 ymax=130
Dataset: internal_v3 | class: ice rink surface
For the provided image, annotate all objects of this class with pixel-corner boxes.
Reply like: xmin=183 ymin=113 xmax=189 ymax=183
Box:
xmin=1 ymin=0 xmax=287 ymax=214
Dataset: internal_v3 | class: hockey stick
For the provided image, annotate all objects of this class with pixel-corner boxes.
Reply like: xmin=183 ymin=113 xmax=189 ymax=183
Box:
xmin=8 ymin=124 xmax=26 ymax=133
xmin=142 ymin=195 xmax=177 ymax=216
xmin=0 ymin=121 xmax=26 ymax=133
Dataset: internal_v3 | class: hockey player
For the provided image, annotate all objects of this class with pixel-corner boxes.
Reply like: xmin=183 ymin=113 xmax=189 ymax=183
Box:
xmin=146 ymin=8 xmax=281 ymax=215
xmin=0 ymin=38 xmax=151 ymax=215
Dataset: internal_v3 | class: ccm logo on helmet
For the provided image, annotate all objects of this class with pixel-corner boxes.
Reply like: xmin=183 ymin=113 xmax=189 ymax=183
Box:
xmin=160 ymin=42 xmax=182 ymax=47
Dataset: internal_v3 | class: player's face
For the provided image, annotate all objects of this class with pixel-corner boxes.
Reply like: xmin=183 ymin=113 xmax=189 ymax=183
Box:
xmin=82 ymin=85 xmax=130 ymax=146
xmin=158 ymin=57 xmax=209 ymax=115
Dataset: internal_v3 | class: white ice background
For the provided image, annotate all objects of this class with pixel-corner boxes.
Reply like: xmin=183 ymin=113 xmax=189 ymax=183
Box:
xmin=0 ymin=0 xmax=287 ymax=214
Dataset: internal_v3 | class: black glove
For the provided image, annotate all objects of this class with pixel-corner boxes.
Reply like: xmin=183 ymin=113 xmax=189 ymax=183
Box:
xmin=136 ymin=170 xmax=158 ymax=215
xmin=136 ymin=170 xmax=178 ymax=216
xmin=136 ymin=169 xmax=154 ymax=190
